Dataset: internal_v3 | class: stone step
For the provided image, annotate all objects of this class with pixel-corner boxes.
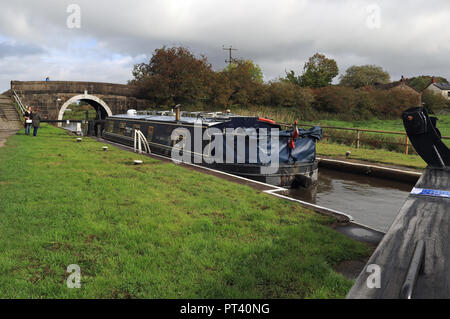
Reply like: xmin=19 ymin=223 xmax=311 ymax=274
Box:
xmin=4 ymin=114 xmax=20 ymax=119
xmin=0 ymin=95 xmax=21 ymax=123
xmin=0 ymin=120 xmax=21 ymax=130
xmin=3 ymin=109 xmax=19 ymax=114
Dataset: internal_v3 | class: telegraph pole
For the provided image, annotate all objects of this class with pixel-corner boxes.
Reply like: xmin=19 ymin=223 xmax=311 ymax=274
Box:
xmin=223 ymin=45 xmax=237 ymax=65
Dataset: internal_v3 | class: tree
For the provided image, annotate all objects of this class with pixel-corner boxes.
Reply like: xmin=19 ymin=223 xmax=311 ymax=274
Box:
xmin=220 ymin=59 xmax=265 ymax=106
xmin=339 ymin=65 xmax=390 ymax=88
xmin=223 ymin=59 xmax=263 ymax=83
xmin=297 ymin=53 xmax=339 ymax=88
xmin=130 ymin=46 xmax=214 ymax=106
xmin=422 ymin=90 xmax=450 ymax=114
xmin=282 ymin=70 xmax=301 ymax=86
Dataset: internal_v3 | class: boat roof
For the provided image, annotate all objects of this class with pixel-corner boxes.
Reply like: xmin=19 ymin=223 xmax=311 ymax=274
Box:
xmin=109 ymin=111 xmax=250 ymax=127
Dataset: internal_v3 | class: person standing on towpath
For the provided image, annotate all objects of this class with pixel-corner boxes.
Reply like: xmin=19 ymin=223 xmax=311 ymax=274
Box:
xmin=24 ymin=106 xmax=33 ymax=135
xmin=32 ymin=108 xmax=41 ymax=137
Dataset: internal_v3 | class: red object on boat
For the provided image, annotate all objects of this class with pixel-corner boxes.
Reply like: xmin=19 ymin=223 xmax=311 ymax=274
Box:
xmin=289 ymin=121 xmax=299 ymax=149
xmin=258 ymin=117 xmax=275 ymax=124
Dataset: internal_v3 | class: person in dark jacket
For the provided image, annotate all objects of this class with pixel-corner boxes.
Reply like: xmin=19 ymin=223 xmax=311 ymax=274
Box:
xmin=24 ymin=106 xmax=33 ymax=135
xmin=32 ymin=108 xmax=41 ymax=137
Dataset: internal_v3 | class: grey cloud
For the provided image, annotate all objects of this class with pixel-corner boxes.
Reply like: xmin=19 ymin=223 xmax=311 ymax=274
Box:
xmin=0 ymin=0 xmax=450 ymax=90
xmin=0 ymin=41 xmax=44 ymax=58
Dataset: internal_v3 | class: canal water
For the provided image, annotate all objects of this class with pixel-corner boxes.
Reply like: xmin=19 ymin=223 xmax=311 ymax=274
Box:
xmin=287 ymin=167 xmax=413 ymax=232
xmin=61 ymin=122 xmax=87 ymax=135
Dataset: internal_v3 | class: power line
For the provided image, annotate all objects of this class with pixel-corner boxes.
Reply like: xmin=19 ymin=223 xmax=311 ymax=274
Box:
xmin=222 ymin=45 xmax=238 ymax=65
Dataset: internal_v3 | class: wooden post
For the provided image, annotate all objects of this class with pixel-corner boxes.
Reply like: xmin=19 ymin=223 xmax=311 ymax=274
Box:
xmin=405 ymin=134 xmax=409 ymax=155
xmin=356 ymin=130 xmax=360 ymax=149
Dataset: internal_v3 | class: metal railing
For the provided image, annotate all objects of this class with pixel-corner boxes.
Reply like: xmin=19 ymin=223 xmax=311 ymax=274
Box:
xmin=12 ymin=90 xmax=27 ymax=115
xmin=293 ymin=123 xmax=450 ymax=155
xmin=134 ymin=129 xmax=151 ymax=154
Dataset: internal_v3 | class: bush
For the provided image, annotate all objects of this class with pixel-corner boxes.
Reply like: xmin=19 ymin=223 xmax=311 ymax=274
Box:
xmin=370 ymin=89 xmax=420 ymax=118
xmin=422 ymin=90 xmax=450 ymax=114
xmin=313 ymin=86 xmax=359 ymax=116
xmin=267 ymin=82 xmax=315 ymax=108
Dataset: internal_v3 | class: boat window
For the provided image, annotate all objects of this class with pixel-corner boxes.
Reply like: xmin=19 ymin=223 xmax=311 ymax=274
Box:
xmin=119 ymin=122 xmax=125 ymax=135
xmin=106 ymin=121 xmax=114 ymax=133
xmin=153 ymin=125 xmax=174 ymax=146
xmin=133 ymin=124 xmax=141 ymax=132
xmin=148 ymin=126 xmax=154 ymax=140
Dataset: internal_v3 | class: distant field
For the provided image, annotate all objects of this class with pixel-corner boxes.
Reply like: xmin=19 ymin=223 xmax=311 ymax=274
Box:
xmin=301 ymin=115 xmax=450 ymax=137
xmin=232 ymin=107 xmax=450 ymax=151
xmin=0 ymin=125 xmax=369 ymax=298
xmin=62 ymin=104 xmax=97 ymax=121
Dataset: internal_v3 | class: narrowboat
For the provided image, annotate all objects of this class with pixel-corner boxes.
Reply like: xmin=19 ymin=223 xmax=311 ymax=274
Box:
xmin=101 ymin=108 xmax=322 ymax=188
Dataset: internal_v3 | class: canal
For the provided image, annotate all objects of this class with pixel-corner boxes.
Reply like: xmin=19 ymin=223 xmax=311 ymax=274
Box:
xmin=61 ymin=122 xmax=87 ymax=135
xmin=286 ymin=167 xmax=414 ymax=232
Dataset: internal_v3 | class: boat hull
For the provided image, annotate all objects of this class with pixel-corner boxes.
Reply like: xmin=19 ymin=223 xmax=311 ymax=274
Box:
xmin=102 ymin=130 xmax=318 ymax=188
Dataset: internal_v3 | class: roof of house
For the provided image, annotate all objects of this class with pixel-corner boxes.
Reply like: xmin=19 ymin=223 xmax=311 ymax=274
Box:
xmin=431 ymin=83 xmax=450 ymax=90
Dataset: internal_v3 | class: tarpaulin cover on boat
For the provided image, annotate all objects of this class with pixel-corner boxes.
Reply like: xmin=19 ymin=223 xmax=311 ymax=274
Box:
xmin=214 ymin=125 xmax=322 ymax=165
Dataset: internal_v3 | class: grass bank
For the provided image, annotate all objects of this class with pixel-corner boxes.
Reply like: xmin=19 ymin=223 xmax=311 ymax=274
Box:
xmin=231 ymin=106 xmax=450 ymax=137
xmin=316 ymin=142 xmax=426 ymax=169
xmin=0 ymin=125 xmax=370 ymax=298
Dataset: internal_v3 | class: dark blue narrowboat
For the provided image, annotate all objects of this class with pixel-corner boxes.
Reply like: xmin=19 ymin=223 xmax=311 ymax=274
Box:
xmin=101 ymin=109 xmax=322 ymax=188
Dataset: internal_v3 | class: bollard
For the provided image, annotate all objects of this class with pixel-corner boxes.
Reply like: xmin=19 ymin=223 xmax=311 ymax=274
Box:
xmin=133 ymin=160 xmax=143 ymax=165
xmin=76 ymin=123 xmax=82 ymax=136
xmin=76 ymin=138 xmax=82 ymax=142
xmin=102 ymin=146 xmax=108 ymax=151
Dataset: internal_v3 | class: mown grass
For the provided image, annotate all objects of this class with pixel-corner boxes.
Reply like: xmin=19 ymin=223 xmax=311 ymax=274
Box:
xmin=0 ymin=125 xmax=370 ymax=298
xmin=316 ymin=142 xmax=426 ymax=169
xmin=232 ymin=106 xmax=450 ymax=137
xmin=62 ymin=109 xmax=97 ymax=121
xmin=301 ymin=115 xmax=450 ymax=137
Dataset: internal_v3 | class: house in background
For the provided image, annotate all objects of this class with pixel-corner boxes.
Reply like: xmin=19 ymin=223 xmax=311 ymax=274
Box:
xmin=374 ymin=76 xmax=422 ymax=105
xmin=424 ymin=77 xmax=450 ymax=100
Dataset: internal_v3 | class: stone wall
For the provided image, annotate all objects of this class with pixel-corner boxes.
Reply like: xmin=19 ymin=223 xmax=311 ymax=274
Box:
xmin=10 ymin=81 xmax=151 ymax=120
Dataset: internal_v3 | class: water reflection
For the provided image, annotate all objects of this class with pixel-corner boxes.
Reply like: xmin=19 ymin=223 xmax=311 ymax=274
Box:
xmin=288 ymin=168 xmax=413 ymax=232
xmin=61 ymin=122 xmax=88 ymax=136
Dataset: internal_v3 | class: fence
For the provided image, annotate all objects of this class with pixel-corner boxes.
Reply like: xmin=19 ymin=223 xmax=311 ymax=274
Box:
xmin=294 ymin=123 xmax=450 ymax=155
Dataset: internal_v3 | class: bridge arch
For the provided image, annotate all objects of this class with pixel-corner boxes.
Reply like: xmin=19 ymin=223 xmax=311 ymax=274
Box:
xmin=57 ymin=93 xmax=113 ymax=124
xmin=11 ymin=81 xmax=151 ymax=121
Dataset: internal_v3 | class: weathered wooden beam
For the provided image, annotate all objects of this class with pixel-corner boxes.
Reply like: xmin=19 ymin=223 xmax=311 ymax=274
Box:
xmin=347 ymin=167 xmax=450 ymax=299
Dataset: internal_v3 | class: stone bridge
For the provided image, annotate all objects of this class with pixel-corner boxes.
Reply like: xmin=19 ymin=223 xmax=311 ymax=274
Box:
xmin=11 ymin=81 xmax=151 ymax=121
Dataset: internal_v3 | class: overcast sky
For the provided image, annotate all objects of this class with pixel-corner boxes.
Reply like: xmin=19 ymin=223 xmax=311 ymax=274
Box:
xmin=0 ymin=0 xmax=449 ymax=92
